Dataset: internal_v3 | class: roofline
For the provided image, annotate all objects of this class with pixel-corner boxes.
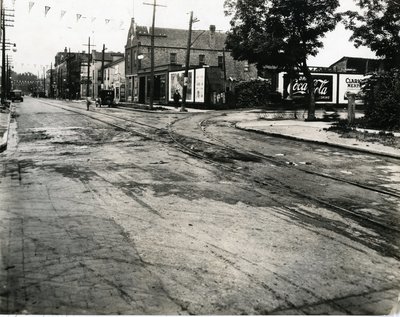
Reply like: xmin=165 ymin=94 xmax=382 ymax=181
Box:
xmin=329 ymin=56 xmax=381 ymax=68
xmin=104 ymin=57 xmax=125 ymax=68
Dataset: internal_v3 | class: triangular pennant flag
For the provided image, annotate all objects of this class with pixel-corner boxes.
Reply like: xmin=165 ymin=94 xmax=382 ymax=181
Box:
xmin=76 ymin=14 xmax=82 ymax=22
xmin=60 ymin=10 xmax=66 ymax=19
xmin=119 ymin=20 xmax=124 ymax=28
xmin=105 ymin=19 xmax=110 ymax=24
xmin=91 ymin=17 xmax=96 ymax=23
xmin=29 ymin=1 xmax=35 ymax=12
xmin=45 ymin=6 xmax=51 ymax=16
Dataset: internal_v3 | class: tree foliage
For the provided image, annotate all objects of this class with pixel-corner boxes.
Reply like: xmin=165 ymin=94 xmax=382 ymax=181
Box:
xmin=235 ymin=79 xmax=280 ymax=108
xmin=342 ymin=0 xmax=400 ymax=67
xmin=362 ymin=69 xmax=400 ymax=130
xmin=224 ymin=0 xmax=340 ymax=119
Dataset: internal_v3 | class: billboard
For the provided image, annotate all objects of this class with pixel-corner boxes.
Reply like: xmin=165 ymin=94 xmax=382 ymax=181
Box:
xmin=195 ymin=68 xmax=205 ymax=103
xmin=169 ymin=70 xmax=194 ymax=102
xmin=338 ymin=74 xmax=366 ymax=104
xmin=283 ymin=74 xmax=335 ymax=102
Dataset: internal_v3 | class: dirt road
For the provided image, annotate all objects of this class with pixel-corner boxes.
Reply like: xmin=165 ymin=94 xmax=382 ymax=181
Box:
xmin=0 ymin=97 xmax=399 ymax=314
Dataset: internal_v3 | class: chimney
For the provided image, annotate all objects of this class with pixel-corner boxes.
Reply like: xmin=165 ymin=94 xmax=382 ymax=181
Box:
xmin=209 ymin=25 xmax=216 ymax=49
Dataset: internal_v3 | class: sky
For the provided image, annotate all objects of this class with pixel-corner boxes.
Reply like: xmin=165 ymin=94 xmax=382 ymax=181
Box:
xmin=6 ymin=0 xmax=377 ymax=75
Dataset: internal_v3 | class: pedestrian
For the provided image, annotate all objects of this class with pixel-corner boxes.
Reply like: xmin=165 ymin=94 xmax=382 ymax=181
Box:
xmin=173 ymin=89 xmax=181 ymax=108
xmin=86 ymin=97 xmax=91 ymax=111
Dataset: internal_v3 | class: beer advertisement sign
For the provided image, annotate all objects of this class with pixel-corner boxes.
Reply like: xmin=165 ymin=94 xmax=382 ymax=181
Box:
xmin=338 ymin=74 xmax=366 ymax=104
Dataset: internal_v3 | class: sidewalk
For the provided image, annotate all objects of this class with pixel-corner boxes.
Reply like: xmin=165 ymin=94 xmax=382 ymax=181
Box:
xmin=236 ymin=117 xmax=400 ymax=159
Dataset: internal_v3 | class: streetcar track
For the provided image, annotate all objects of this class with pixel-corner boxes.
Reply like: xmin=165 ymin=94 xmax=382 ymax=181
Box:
xmin=36 ymin=100 xmax=400 ymax=235
xmin=199 ymin=117 xmax=400 ymax=199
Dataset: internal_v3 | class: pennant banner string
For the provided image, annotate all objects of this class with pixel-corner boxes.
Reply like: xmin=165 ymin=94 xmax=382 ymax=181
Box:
xmin=45 ymin=6 xmax=51 ymax=17
xmin=28 ymin=1 xmax=35 ymax=12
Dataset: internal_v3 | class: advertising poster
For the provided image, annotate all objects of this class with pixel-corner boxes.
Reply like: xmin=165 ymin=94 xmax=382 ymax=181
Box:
xmin=195 ymin=68 xmax=205 ymax=103
xmin=283 ymin=74 xmax=334 ymax=102
xmin=338 ymin=74 xmax=366 ymax=104
xmin=169 ymin=70 xmax=194 ymax=102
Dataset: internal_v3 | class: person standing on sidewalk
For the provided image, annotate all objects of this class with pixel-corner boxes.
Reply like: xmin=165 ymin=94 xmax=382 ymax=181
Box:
xmin=173 ymin=90 xmax=181 ymax=108
xmin=86 ymin=97 xmax=91 ymax=111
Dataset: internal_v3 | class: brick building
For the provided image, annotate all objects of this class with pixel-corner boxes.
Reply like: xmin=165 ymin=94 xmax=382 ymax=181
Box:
xmin=51 ymin=48 xmax=124 ymax=99
xmin=53 ymin=48 xmax=87 ymax=99
xmin=124 ymin=19 xmax=256 ymax=106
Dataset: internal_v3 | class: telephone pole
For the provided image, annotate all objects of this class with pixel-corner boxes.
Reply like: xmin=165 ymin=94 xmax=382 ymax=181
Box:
xmin=101 ymin=44 xmax=106 ymax=90
xmin=82 ymin=37 xmax=95 ymax=98
xmin=1 ymin=8 xmax=14 ymax=105
xmin=144 ymin=0 xmax=166 ymax=109
xmin=181 ymin=11 xmax=196 ymax=112
xmin=50 ymin=62 xmax=53 ymax=98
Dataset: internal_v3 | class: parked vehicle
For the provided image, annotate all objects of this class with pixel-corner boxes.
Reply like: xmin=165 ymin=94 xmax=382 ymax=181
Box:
xmin=10 ymin=90 xmax=23 ymax=102
xmin=96 ymin=90 xmax=115 ymax=107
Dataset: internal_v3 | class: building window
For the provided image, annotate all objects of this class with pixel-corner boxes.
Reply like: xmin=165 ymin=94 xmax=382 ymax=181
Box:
xmin=127 ymin=52 xmax=131 ymax=72
xmin=218 ymin=56 xmax=223 ymax=68
xmin=199 ymin=54 xmax=205 ymax=66
xmin=170 ymin=53 xmax=177 ymax=64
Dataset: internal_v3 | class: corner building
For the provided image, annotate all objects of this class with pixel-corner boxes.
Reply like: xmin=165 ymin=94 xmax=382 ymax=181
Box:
xmin=125 ymin=19 xmax=256 ymax=107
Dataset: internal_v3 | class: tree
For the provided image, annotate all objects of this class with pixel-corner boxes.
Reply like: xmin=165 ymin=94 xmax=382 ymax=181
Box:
xmin=361 ymin=69 xmax=400 ymax=130
xmin=224 ymin=0 xmax=340 ymax=120
xmin=342 ymin=0 xmax=400 ymax=68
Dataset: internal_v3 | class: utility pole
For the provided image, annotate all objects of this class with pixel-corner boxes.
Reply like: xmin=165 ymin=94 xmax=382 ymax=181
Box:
xmin=144 ymin=0 xmax=166 ymax=109
xmin=1 ymin=9 xmax=6 ymax=104
xmin=5 ymin=54 xmax=8 ymax=98
xmin=1 ymin=8 xmax=14 ymax=105
xmin=50 ymin=62 xmax=53 ymax=98
xmin=101 ymin=44 xmax=106 ymax=90
xmin=82 ymin=37 xmax=95 ymax=98
xmin=66 ymin=48 xmax=70 ymax=99
xmin=43 ymin=66 xmax=46 ymax=96
xmin=60 ymin=69 xmax=63 ymax=98
xmin=181 ymin=11 xmax=194 ymax=112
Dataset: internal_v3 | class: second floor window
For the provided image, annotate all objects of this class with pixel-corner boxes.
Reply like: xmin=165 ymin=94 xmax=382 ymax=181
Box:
xmin=199 ymin=54 xmax=205 ymax=65
xmin=218 ymin=56 xmax=224 ymax=68
xmin=170 ymin=53 xmax=177 ymax=64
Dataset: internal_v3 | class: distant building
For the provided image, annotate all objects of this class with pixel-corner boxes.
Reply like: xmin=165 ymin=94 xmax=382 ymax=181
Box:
xmin=53 ymin=48 xmax=87 ymax=99
xmin=329 ymin=56 xmax=383 ymax=74
xmin=88 ymin=50 xmax=124 ymax=99
xmin=51 ymin=48 xmax=124 ymax=99
xmin=124 ymin=19 xmax=256 ymax=106
xmin=103 ymin=57 xmax=125 ymax=102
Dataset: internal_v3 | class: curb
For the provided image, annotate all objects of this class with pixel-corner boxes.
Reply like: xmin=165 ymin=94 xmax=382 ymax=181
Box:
xmin=236 ymin=125 xmax=400 ymax=160
xmin=116 ymin=104 xmax=202 ymax=114
xmin=0 ymin=107 xmax=12 ymax=153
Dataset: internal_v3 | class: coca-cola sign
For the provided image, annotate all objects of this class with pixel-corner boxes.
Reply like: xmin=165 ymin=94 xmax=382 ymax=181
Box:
xmin=284 ymin=74 xmax=334 ymax=102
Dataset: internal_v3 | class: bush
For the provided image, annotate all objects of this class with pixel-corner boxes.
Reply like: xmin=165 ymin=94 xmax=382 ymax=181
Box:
xmin=362 ymin=69 xmax=400 ymax=130
xmin=235 ymin=80 xmax=281 ymax=108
